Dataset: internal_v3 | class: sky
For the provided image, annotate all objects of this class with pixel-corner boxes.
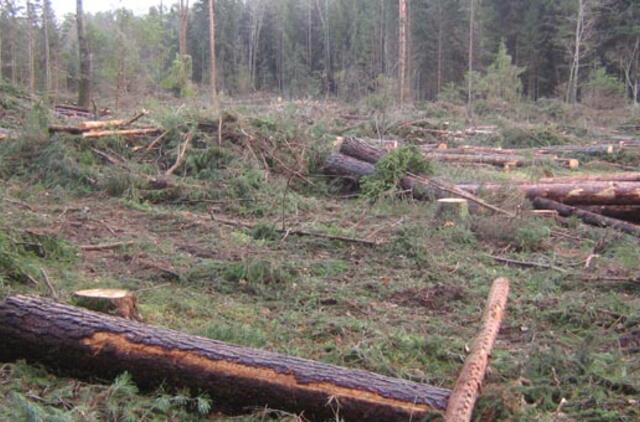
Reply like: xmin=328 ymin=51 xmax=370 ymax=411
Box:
xmin=50 ymin=0 xmax=162 ymax=17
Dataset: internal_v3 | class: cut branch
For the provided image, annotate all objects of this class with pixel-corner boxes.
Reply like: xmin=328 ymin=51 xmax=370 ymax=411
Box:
xmin=165 ymin=133 xmax=194 ymax=176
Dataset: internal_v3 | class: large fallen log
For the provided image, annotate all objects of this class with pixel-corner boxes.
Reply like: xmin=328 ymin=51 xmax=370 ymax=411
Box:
xmin=324 ymin=153 xmax=448 ymax=201
xmin=532 ymin=198 xmax=640 ymax=237
xmin=460 ymin=181 xmax=640 ymax=206
xmin=445 ymin=278 xmax=510 ymax=422
xmin=539 ymin=172 xmax=640 ymax=184
xmin=0 ymin=296 xmax=450 ymax=421
xmin=578 ymin=205 xmax=640 ymax=224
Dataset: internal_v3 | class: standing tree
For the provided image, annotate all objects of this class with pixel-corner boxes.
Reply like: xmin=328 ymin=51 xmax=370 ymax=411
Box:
xmin=179 ymin=0 xmax=189 ymax=59
xmin=27 ymin=1 xmax=35 ymax=96
xmin=208 ymin=0 xmax=217 ymax=106
xmin=43 ymin=0 xmax=52 ymax=97
xmin=398 ymin=0 xmax=408 ymax=103
xmin=467 ymin=0 xmax=476 ymax=108
xmin=77 ymin=0 xmax=91 ymax=107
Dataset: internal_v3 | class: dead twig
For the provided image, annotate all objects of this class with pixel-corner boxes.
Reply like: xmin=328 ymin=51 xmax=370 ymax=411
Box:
xmin=486 ymin=254 xmax=567 ymax=273
xmin=209 ymin=213 xmax=381 ymax=246
xmin=41 ymin=268 xmax=59 ymax=300
xmin=80 ymin=241 xmax=135 ymax=252
xmin=165 ymin=132 xmax=194 ymax=176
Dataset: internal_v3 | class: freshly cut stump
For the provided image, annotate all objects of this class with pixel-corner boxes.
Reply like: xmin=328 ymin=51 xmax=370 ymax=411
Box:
xmin=0 ymin=296 xmax=451 ymax=421
xmin=73 ymin=289 xmax=139 ymax=320
xmin=435 ymin=198 xmax=469 ymax=225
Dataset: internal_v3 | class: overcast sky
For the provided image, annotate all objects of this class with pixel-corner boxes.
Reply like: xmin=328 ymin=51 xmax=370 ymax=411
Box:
xmin=50 ymin=0 xmax=162 ymax=17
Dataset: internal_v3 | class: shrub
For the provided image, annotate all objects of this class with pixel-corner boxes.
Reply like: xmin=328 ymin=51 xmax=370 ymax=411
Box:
xmin=361 ymin=146 xmax=434 ymax=201
xmin=583 ymin=66 xmax=626 ymax=109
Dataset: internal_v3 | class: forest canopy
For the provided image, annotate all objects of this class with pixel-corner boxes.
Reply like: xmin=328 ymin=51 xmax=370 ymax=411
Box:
xmin=0 ymin=0 xmax=638 ymax=106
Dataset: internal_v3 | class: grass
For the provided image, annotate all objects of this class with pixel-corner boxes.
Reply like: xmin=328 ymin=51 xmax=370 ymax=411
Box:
xmin=0 ymin=90 xmax=638 ymax=421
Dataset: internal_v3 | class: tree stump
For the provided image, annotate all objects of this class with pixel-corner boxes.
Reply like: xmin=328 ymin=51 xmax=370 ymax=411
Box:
xmin=73 ymin=289 xmax=140 ymax=320
xmin=435 ymin=198 xmax=469 ymax=225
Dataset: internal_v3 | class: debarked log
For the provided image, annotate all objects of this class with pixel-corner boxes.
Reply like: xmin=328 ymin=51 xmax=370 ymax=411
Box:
xmin=0 ymin=296 xmax=450 ymax=421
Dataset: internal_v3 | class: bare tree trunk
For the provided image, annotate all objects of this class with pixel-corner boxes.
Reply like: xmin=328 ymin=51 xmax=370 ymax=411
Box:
xmin=178 ymin=0 xmax=189 ymax=58
xmin=27 ymin=2 xmax=35 ymax=97
xmin=77 ymin=0 xmax=91 ymax=108
xmin=398 ymin=0 xmax=408 ymax=104
xmin=307 ymin=0 xmax=312 ymax=73
xmin=467 ymin=0 xmax=475 ymax=108
xmin=436 ymin=2 xmax=444 ymax=95
xmin=43 ymin=0 xmax=52 ymax=97
xmin=567 ymin=0 xmax=584 ymax=105
xmin=208 ymin=0 xmax=218 ymax=107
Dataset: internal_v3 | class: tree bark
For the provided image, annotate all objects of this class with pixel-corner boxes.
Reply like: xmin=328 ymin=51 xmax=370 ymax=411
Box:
xmin=445 ymin=277 xmax=509 ymax=422
xmin=460 ymin=181 xmax=640 ymax=206
xmin=77 ymin=0 xmax=91 ymax=108
xmin=533 ymin=198 xmax=640 ymax=237
xmin=0 ymin=296 xmax=450 ymax=421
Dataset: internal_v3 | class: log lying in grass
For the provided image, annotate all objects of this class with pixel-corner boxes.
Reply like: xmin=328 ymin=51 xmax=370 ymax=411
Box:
xmin=323 ymin=153 xmax=448 ymax=201
xmin=532 ymin=198 xmax=640 ymax=237
xmin=445 ymin=278 xmax=510 ymax=422
xmin=460 ymin=181 xmax=640 ymax=206
xmin=539 ymin=172 xmax=640 ymax=184
xmin=82 ymin=128 xmax=162 ymax=139
xmin=338 ymin=136 xmax=579 ymax=169
xmin=0 ymin=296 xmax=450 ymax=421
xmin=578 ymin=205 xmax=640 ymax=224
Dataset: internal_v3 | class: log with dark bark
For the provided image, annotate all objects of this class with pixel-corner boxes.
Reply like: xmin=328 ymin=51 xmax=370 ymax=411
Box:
xmin=532 ymin=197 xmax=640 ymax=237
xmin=460 ymin=181 xmax=640 ymax=206
xmin=577 ymin=205 xmax=640 ymax=224
xmin=0 ymin=296 xmax=450 ymax=421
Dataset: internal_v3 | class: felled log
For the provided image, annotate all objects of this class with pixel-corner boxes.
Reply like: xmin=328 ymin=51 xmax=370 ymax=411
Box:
xmin=578 ymin=205 xmax=640 ymax=224
xmin=532 ymin=198 xmax=640 ymax=237
xmin=445 ymin=278 xmax=510 ymax=422
xmin=539 ymin=172 xmax=640 ymax=184
xmin=339 ymin=137 xmax=578 ymax=169
xmin=82 ymin=128 xmax=162 ymax=139
xmin=79 ymin=111 xmax=148 ymax=131
xmin=0 ymin=296 xmax=451 ymax=421
xmin=323 ymin=153 xmax=448 ymax=201
xmin=460 ymin=181 xmax=640 ymax=206
xmin=73 ymin=289 xmax=139 ymax=320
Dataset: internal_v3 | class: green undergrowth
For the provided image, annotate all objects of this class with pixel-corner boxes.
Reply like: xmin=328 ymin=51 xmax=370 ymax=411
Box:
xmin=0 ymin=95 xmax=639 ymax=421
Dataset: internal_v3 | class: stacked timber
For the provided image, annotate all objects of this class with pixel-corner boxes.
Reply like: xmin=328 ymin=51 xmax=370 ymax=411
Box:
xmin=326 ymin=137 xmax=640 ymax=235
xmin=337 ymin=136 xmax=580 ymax=170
